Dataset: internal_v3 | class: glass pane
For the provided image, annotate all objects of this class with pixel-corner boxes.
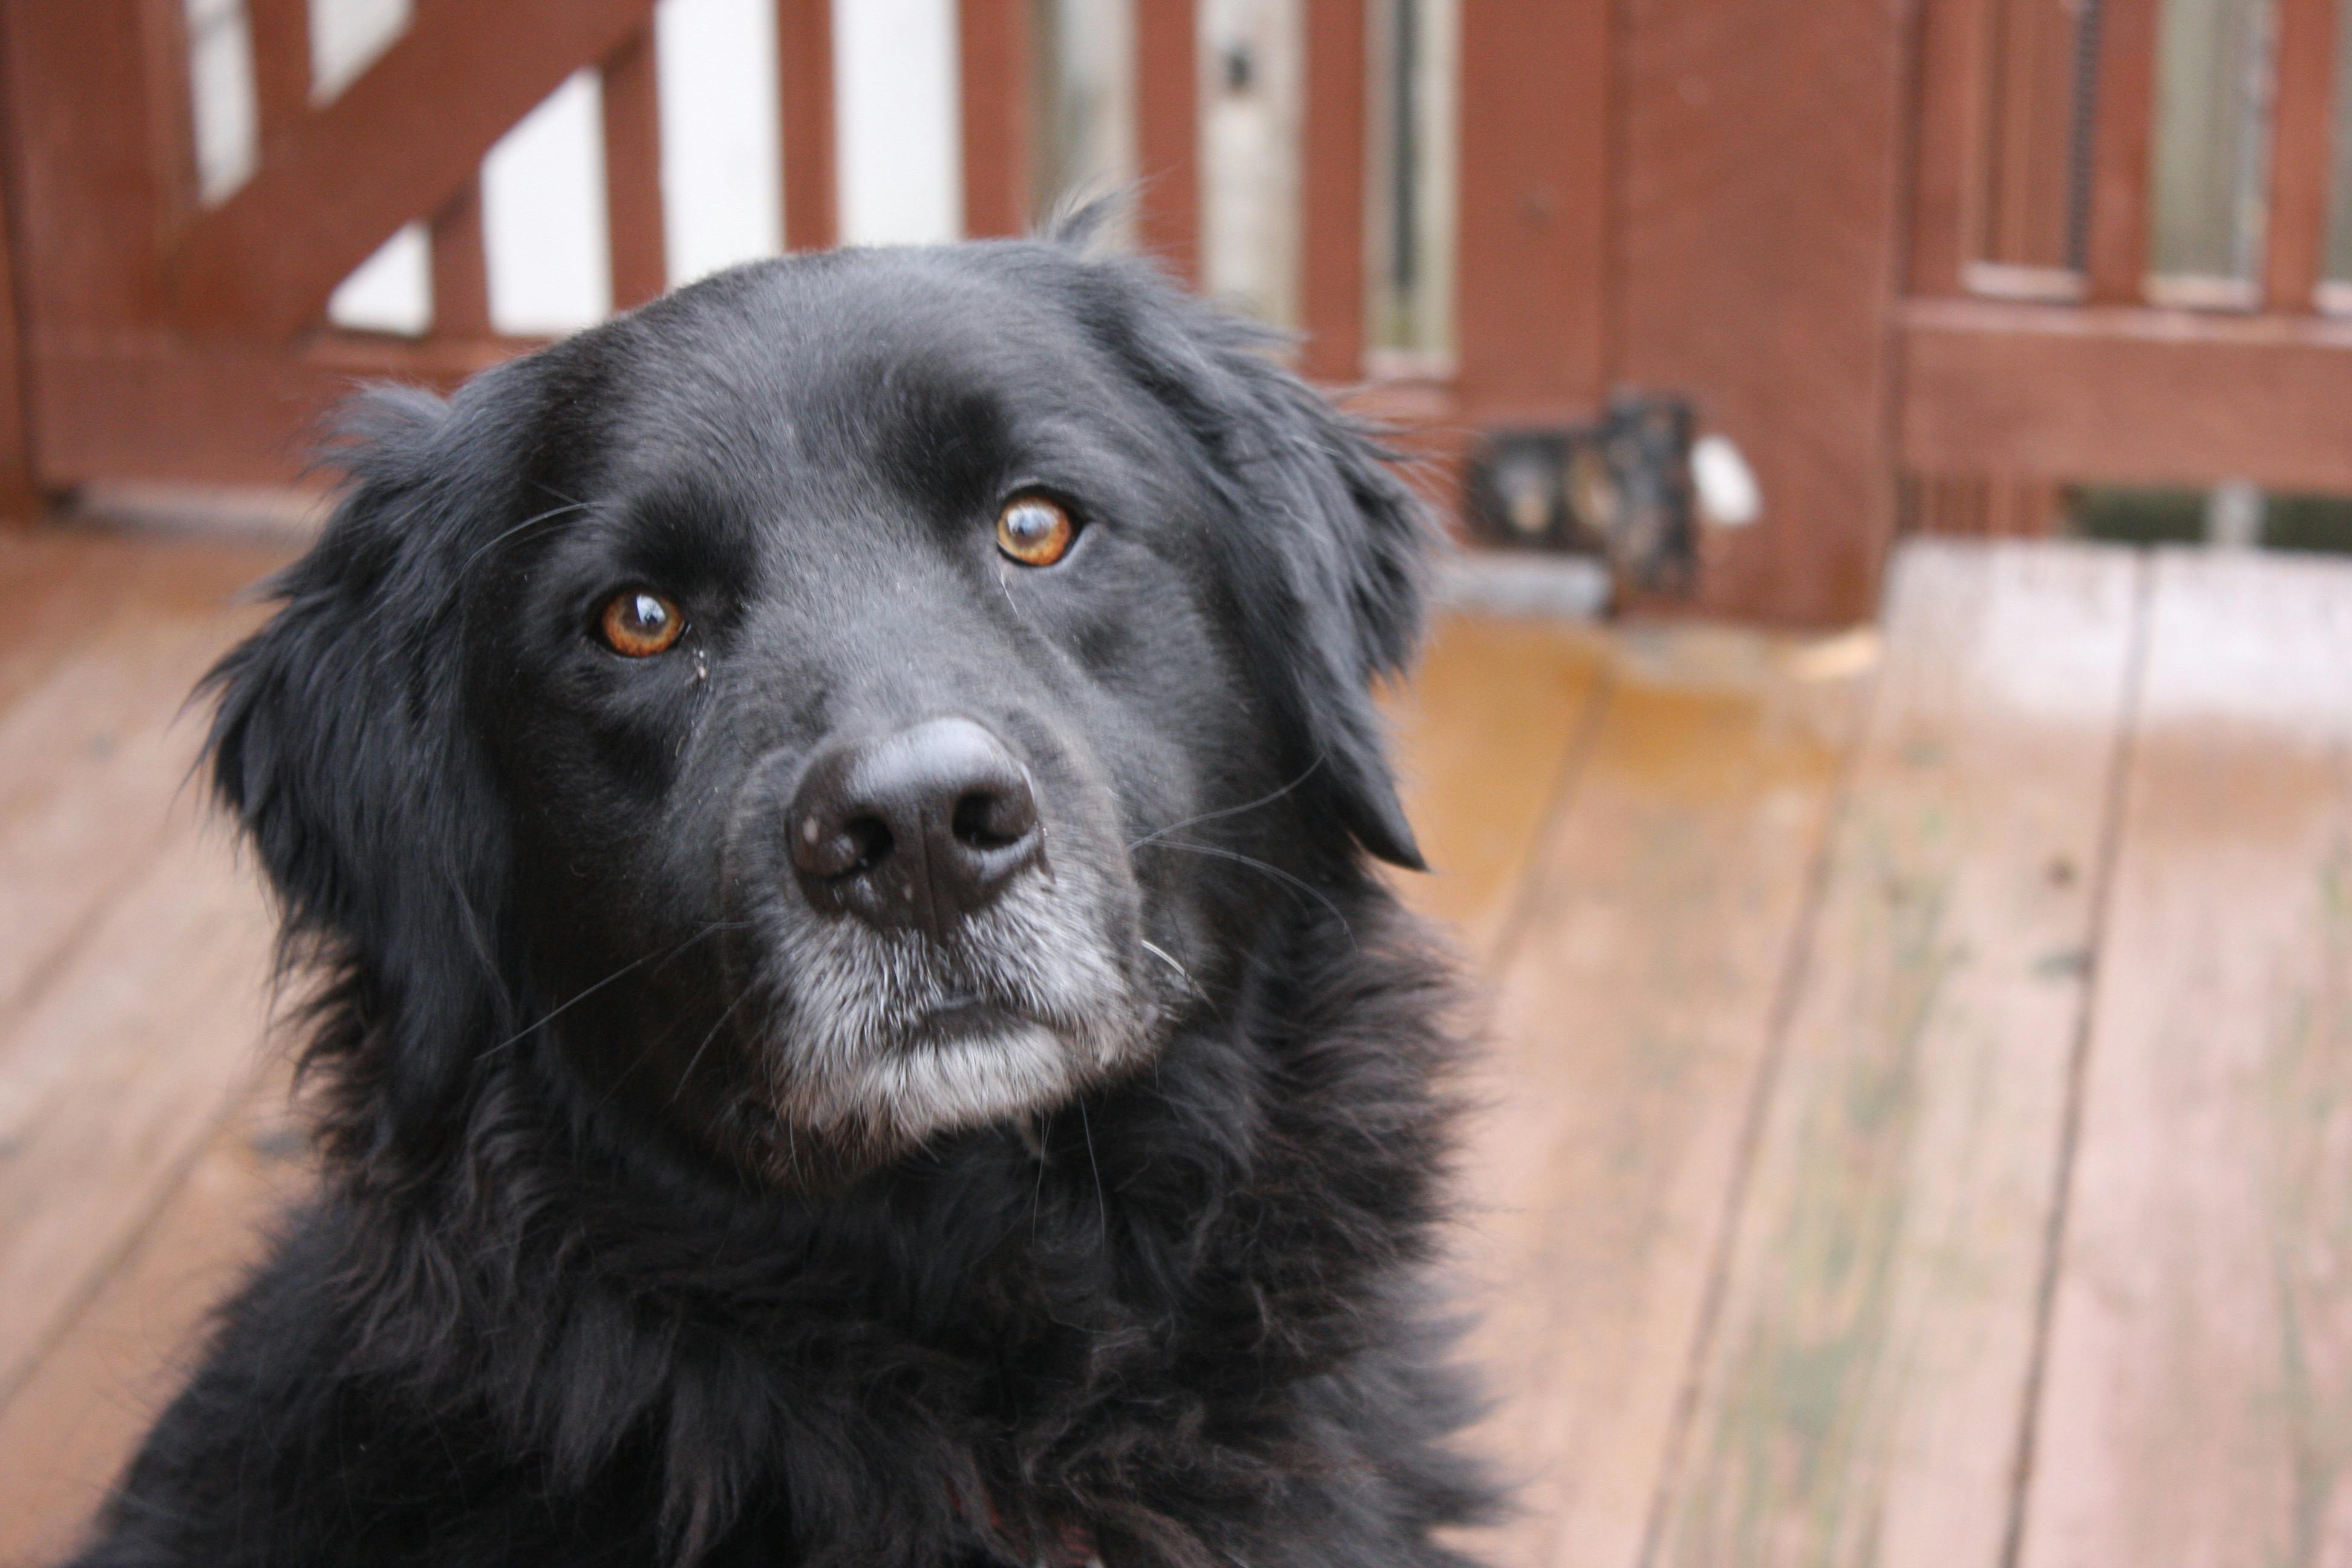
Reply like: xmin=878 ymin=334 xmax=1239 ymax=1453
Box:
xmin=1201 ymin=0 xmax=1302 ymax=328
xmin=2149 ymin=0 xmax=2276 ymax=286
xmin=1365 ymin=0 xmax=1455 ymax=362
xmin=1976 ymin=0 xmax=2097 ymax=273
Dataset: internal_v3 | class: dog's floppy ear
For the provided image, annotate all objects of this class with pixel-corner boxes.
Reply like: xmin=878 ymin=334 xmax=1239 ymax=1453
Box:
xmin=206 ymin=384 xmax=524 ymax=1152
xmin=1082 ymin=263 xmax=1430 ymax=869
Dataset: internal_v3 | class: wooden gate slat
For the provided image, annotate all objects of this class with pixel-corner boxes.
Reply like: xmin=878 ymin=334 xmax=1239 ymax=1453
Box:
xmin=1134 ymin=0 xmax=1201 ymax=286
xmin=958 ymin=0 xmax=1032 ymax=238
xmin=0 ymin=137 xmax=36 ymax=518
xmin=1908 ymin=0 xmax=1996 ymax=298
xmin=601 ymin=23 xmax=668 ymax=310
xmin=430 ymin=175 xmax=493 ymax=337
xmin=2083 ymin=0 xmax=2157 ymax=303
xmin=2019 ymin=549 xmax=2352 ymax=1568
xmin=1 ymin=2 xmax=185 ymax=334
xmin=2262 ymin=0 xmax=2339 ymax=313
xmin=1297 ymin=0 xmax=1365 ymax=385
xmin=776 ymin=0 xmax=838 ymax=250
xmin=1650 ymin=542 xmax=2143 ymax=1568
xmin=246 ymin=0 xmax=312 ymax=155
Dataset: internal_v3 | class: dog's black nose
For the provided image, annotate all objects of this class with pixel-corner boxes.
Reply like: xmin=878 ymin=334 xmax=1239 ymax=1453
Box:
xmin=788 ymin=718 xmax=1042 ymax=937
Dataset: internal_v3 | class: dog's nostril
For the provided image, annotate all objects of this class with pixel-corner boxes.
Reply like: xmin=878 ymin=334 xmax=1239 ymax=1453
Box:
xmin=952 ymin=785 xmax=1037 ymax=849
xmin=841 ymin=815 xmax=893 ymax=872
xmin=794 ymin=808 xmax=890 ymax=880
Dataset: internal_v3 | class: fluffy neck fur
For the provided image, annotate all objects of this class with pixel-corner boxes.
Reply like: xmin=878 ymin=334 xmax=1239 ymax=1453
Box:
xmin=283 ymin=881 xmax=1487 ymax=1567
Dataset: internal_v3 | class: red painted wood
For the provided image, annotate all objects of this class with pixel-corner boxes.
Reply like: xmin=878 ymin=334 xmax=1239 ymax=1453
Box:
xmin=1902 ymin=297 xmax=2352 ymax=489
xmin=1298 ymin=0 xmax=1365 ymax=385
xmin=777 ymin=0 xmax=838 ymax=249
xmin=164 ymin=0 xmax=659 ymax=337
xmin=246 ymin=0 xmax=312 ymax=156
xmin=958 ymin=0 xmax=1031 ymax=237
xmin=1455 ymin=0 xmax=1610 ymax=417
xmin=1616 ymin=0 xmax=1907 ymax=622
xmin=2263 ymin=0 xmax=2337 ymax=312
xmin=2084 ymin=0 xmax=2157 ymax=302
xmin=1 ymin=2 xmax=179 ymax=337
xmin=429 ymin=176 xmax=491 ymax=338
xmin=1133 ymin=0 xmax=1200 ymax=286
xmin=0 ymin=129 xmax=36 ymax=518
xmin=1908 ymin=0 xmax=1994 ymax=296
xmin=33 ymin=334 xmax=538 ymax=487
xmin=602 ymin=24 xmax=667 ymax=309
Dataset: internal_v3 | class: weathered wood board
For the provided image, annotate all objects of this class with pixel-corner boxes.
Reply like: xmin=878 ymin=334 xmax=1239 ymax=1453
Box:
xmin=1458 ymin=622 xmax=1866 ymax=1568
xmin=0 ymin=537 xmax=283 ymax=1402
xmin=2020 ymin=549 xmax=2352 ymax=1568
xmin=0 ymin=1070 xmax=305 ymax=1567
xmin=1650 ymin=542 xmax=2145 ymax=1568
xmin=1385 ymin=613 xmax=1609 ymax=950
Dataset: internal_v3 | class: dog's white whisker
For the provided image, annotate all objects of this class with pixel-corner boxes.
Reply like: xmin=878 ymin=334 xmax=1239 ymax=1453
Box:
xmin=1125 ymin=752 xmax=1327 ymax=852
xmin=1139 ymin=939 xmax=1201 ymax=996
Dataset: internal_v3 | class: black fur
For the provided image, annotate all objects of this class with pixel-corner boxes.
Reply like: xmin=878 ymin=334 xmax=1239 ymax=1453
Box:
xmin=68 ymin=233 xmax=1495 ymax=1567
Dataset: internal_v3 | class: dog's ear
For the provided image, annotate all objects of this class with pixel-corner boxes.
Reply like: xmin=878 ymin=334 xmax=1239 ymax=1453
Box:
xmin=1081 ymin=265 xmax=1430 ymax=869
xmin=206 ymin=384 xmax=524 ymax=1149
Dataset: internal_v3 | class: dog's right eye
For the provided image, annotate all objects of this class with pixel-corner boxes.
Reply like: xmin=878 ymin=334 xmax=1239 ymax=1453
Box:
xmin=597 ymin=590 xmax=685 ymax=657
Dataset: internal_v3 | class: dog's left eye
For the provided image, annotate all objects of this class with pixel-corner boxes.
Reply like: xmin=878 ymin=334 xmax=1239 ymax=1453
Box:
xmin=597 ymin=589 xmax=685 ymax=657
xmin=996 ymin=495 xmax=1076 ymax=567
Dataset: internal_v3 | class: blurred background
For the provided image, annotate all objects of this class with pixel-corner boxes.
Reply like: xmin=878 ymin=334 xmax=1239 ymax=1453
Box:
xmin=0 ymin=1 xmax=2346 ymax=1564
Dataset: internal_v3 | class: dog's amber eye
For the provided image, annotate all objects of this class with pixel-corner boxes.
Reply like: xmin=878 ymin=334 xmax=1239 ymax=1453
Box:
xmin=598 ymin=590 xmax=685 ymax=657
xmin=996 ymin=496 xmax=1075 ymax=567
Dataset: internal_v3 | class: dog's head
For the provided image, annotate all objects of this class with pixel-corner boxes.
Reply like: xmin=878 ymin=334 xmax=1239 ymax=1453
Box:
xmin=209 ymin=238 xmax=1428 ymax=1187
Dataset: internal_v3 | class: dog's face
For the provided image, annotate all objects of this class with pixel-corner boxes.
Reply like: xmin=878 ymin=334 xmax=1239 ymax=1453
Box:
xmin=211 ymin=240 xmax=1426 ymax=1187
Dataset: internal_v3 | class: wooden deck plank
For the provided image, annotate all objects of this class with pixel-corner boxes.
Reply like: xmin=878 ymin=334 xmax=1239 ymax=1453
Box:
xmin=0 ymin=1071 xmax=305 ymax=1568
xmin=0 ymin=629 xmax=267 ymax=1045
xmin=2019 ymin=549 xmax=2352 ymax=1568
xmin=0 ymin=534 xmax=284 ymax=1400
xmin=0 ymin=812 xmax=278 ymax=1403
xmin=0 ymin=540 xmax=279 ymax=1068
xmin=1649 ymin=542 xmax=2145 ymax=1568
xmin=1387 ymin=613 xmax=1610 ymax=951
xmin=0 ymin=535 xmax=166 ymax=712
xmin=1456 ymin=623 xmax=1867 ymax=1568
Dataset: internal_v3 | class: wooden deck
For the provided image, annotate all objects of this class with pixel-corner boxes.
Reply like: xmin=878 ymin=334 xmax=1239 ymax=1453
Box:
xmin=0 ymin=531 xmax=2347 ymax=1567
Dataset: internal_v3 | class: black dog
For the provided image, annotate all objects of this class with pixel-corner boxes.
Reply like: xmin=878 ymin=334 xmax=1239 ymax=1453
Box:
xmin=70 ymin=227 xmax=1493 ymax=1566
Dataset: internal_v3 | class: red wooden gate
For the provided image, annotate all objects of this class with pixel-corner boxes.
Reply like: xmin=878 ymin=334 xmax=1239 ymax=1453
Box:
xmin=0 ymin=0 xmax=2345 ymax=624
xmin=1904 ymin=0 xmax=2352 ymax=499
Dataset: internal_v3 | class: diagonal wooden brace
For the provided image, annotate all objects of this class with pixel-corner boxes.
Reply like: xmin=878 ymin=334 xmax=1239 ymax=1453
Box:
xmin=165 ymin=0 xmax=658 ymax=339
